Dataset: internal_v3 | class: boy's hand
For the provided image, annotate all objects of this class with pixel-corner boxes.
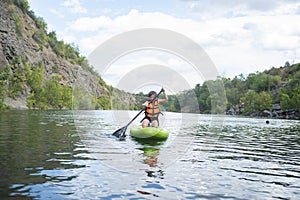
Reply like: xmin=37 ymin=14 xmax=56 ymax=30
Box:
xmin=142 ymin=101 xmax=149 ymax=106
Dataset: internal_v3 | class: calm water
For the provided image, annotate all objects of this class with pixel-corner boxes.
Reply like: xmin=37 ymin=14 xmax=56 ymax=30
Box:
xmin=0 ymin=110 xmax=299 ymax=199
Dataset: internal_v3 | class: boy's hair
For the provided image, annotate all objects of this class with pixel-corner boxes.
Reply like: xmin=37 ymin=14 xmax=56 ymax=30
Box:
xmin=148 ymin=91 xmax=157 ymax=97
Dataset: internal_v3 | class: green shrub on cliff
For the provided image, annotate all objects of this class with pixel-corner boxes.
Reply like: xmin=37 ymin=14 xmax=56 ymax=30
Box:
xmin=8 ymin=3 xmax=24 ymax=37
xmin=0 ymin=62 xmax=73 ymax=110
xmin=0 ymin=66 xmax=10 ymax=109
xmin=25 ymin=64 xmax=45 ymax=109
xmin=12 ymin=0 xmax=29 ymax=13
xmin=95 ymin=95 xmax=111 ymax=110
xmin=43 ymin=75 xmax=72 ymax=109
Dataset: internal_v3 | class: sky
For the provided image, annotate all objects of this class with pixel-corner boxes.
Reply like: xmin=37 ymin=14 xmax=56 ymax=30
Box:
xmin=27 ymin=0 xmax=300 ymax=93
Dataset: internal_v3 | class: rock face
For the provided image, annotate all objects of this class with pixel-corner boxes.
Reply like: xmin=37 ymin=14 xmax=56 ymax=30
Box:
xmin=226 ymin=103 xmax=299 ymax=120
xmin=0 ymin=1 xmax=135 ymax=109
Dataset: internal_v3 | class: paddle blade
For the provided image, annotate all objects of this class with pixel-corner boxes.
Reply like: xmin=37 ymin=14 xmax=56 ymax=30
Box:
xmin=112 ymin=126 xmax=127 ymax=138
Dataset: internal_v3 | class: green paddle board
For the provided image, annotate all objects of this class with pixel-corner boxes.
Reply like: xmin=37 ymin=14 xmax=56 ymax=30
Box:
xmin=130 ymin=126 xmax=169 ymax=140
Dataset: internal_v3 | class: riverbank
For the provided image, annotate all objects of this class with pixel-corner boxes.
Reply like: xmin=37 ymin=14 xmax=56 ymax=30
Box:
xmin=227 ymin=104 xmax=299 ymax=120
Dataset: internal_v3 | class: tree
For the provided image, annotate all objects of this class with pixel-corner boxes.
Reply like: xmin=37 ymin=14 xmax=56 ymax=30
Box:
xmin=196 ymin=82 xmax=210 ymax=113
xmin=280 ymin=93 xmax=292 ymax=110
xmin=256 ymin=91 xmax=272 ymax=111
xmin=25 ymin=64 xmax=45 ymax=108
xmin=43 ymin=75 xmax=72 ymax=109
xmin=8 ymin=66 xmax=25 ymax=98
xmin=291 ymin=86 xmax=300 ymax=113
xmin=13 ymin=0 xmax=30 ymax=13
xmin=0 ymin=66 xmax=10 ymax=109
xmin=242 ymin=90 xmax=258 ymax=113
xmin=207 ymin=79 xmax=226 ymax=114
xmin=35 ymin=16 xmax=47 ymax=31
xmin=284 ymin=61 xmax=291 ymax=68
xmin=96 ymin=95 xmax=111 ymax=110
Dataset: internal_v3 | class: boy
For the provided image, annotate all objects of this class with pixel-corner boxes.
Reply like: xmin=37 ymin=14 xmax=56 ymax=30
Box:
xmin=141 ymin=89 xmax=168 ymax=128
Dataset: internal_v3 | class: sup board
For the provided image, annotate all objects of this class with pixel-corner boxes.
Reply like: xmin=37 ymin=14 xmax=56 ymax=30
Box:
xmin=130 ymin=126 xmax=169 ymax=140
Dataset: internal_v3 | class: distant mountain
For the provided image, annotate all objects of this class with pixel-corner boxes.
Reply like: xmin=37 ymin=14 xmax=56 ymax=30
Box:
xmin=0 ymin=0 xmax=136 ymax=110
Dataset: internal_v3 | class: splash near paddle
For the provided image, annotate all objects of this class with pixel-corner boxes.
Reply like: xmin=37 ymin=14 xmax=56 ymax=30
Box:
xmin=129 ymin=126 xmax=169 ymax=140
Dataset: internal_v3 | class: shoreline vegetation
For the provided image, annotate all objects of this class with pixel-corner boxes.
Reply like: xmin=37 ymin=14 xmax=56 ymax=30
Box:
xmin=0 ymin=0 xmax=299 ymax=120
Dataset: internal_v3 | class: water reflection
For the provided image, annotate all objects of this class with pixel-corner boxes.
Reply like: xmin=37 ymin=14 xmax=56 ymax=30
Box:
xmin=132 ymin=138 xmax=166 ymax=197
xmin=0 ymin=110 xmax=88 ymax=199
xmin=142 ymin=147 xmax=159 ymax=167
xmin=0 ymin=110 xmax=299 ymax=199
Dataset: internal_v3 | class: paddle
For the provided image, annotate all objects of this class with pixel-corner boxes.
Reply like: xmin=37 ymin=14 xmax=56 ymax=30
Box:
xmin=112 ymin=88 xmax=164 ymax=139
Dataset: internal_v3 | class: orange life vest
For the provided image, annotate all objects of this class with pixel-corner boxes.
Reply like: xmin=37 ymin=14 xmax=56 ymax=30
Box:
xmin=145 ymin=100 xmax=160 ymax=118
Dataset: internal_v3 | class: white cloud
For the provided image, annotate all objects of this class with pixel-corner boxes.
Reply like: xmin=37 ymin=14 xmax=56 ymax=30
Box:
xmin=49 ymin=9 xmax=65 ymax=19
xmin=62 ymin=0 xmax=87 ymax=14
xmin=70 ymin=16 xmax=112 ymax=31
xmin=70 ymin=9 xmax=194 ymax=33
xmin=102 ymin=8 xmax=113 ymax=14
xmin=71 ymin=9 xmax=300 ymax=52
xmin=64 ymin=5 xmax=300 ymax=88
xmin=184 ymin=0 xmax=300 ymax=19
xmin=101 ymin=50 xmax=202 ymax=92
xmin=241 ymin=15 xmax=300 ymax=51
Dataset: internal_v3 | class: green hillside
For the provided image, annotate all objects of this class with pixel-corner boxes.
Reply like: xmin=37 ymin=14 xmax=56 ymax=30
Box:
xmin=163 ymin=62 xmax=299 ymax=119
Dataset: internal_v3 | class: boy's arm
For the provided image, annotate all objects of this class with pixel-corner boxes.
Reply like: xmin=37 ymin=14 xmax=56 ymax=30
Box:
xmin=142 ymin=101 xmax=149 ymax=106
xmin=158 ymin=89 xmax=168 ymax=103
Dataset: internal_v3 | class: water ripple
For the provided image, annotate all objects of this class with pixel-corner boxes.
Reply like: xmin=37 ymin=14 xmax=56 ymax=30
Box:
xmin=1 ymin=111 xmax=299 ymax=199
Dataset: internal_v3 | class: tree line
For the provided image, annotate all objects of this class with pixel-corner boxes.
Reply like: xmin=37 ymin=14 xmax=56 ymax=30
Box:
xmin=162 ymin=62 xmax=300 ymax=118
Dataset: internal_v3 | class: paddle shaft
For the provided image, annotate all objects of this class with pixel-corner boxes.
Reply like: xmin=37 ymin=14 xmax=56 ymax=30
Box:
xmin=125 ymin=108 xmax=145 ymax=127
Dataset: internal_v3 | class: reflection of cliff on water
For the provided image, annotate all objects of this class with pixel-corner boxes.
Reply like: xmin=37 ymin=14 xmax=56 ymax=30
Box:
xmin=0 ymin=110 xmax=87 ymax=198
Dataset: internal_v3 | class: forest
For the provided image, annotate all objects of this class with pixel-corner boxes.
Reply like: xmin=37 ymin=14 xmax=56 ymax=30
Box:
xmin=162 ymin=62 xmax=300 ymax=119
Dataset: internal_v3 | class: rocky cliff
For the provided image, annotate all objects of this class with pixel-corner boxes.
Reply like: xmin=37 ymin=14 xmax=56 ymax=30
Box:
xmin=0 ymin=0 xmax=136 ymax=110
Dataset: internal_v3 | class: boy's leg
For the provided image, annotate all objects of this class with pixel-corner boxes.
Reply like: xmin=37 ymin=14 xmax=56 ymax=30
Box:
xmin=142 ymin=118 xmax=150 ymax=128
xmin=151 ymin=120 xmax=159 ymax=128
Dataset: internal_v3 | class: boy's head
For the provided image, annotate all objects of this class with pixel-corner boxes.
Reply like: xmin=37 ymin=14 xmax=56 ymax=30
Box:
xmin=148 ymin=91 xmax=157 ymax=98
